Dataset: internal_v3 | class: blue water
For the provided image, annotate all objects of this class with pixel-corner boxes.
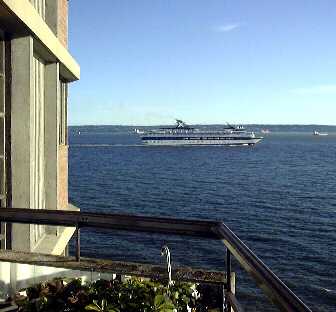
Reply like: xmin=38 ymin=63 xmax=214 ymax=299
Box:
xmin=69 ymin=128 xmax=336 ymax=311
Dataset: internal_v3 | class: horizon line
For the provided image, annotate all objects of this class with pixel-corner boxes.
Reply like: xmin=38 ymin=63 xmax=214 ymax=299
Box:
xmin=68 ymin=123 xmax=336 ymax=127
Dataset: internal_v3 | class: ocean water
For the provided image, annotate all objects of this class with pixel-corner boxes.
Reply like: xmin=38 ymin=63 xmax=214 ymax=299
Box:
xmin=68 ymin=127 xmax=336 ymax=311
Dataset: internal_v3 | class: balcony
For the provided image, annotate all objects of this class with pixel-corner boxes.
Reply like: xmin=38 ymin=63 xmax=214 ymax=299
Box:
xmin=0 ymin=208 xmax=312 ymax=312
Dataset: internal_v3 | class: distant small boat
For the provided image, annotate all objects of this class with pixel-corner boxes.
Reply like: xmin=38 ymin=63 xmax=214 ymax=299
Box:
xmin=261 ymin=129 xmax=270 ymax=134
xmin=313 ymin=130 xmax=328 ymax=136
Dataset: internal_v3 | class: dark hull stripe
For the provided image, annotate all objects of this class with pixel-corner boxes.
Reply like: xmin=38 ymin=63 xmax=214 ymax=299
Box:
xmin=143 ymin=143 xmax=256 ymax=146
xmin=142 ymin=136 xmax=261 ymax=141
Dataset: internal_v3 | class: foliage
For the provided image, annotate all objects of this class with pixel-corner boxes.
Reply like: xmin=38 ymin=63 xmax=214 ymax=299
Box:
xmin=14 ymin=277 xmax=220 ymax=312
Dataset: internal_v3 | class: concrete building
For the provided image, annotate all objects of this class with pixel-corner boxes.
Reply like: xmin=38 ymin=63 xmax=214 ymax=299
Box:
xmin=0 ymin=0 xmax=79 ymax=290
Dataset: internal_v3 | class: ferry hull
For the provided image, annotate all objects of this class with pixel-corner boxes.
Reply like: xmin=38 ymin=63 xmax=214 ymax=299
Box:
xmin=142 ymin=138 xmax=262 ymax=146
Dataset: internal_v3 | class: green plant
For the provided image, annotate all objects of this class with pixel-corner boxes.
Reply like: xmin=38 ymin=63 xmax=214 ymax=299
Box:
xmin=14 ymin=277 xmax=219 ymax=312
xmin=153 ymin=294 xmax=174 ymax=312
xmin=85 ymin=299 xmax=119 ymax=312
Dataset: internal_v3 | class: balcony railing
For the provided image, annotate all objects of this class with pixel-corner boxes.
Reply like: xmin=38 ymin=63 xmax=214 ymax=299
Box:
xmin=0 ymin=208 xmax=312 ymax=312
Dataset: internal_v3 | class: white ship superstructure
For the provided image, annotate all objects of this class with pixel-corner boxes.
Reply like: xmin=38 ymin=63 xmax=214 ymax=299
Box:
xmin=138 ymin=120 xmax=263 ymax=146
xmin=313 ymin=130 xmax=328 ymax=136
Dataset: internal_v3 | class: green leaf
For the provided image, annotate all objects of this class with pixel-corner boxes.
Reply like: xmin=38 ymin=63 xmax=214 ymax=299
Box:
xmin=154 ymin=294 xmax=165 ymax=307
xmin=85 ymin=303 xmax=102 ymax=312
xmin=107 ymin=307 xmax=120 ymax=312
xmin=153 ymin=294 xmax=175 ymax=312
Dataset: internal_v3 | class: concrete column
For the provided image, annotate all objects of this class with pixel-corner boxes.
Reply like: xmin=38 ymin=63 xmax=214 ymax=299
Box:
xmin=45 ymin=62 xmax=59 ymax=211
xmin=0 ymin=32 xmax=7 ymax=249
xmin=45 ymin=62 xmax=59 ymax=235
xmin=11 ymin=36 xmax=34 ymax=251
xmin=0 ymin=35 xmax=5 ymax=205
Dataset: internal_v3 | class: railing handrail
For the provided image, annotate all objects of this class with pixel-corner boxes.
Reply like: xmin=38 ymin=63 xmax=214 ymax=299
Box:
xmin=0 ymin=208 xmax=219 ymax=238
xmin=0 ymin=208 xmax=312 ymax=312
xmin=214 ymin=223 xmax=311 ymax=312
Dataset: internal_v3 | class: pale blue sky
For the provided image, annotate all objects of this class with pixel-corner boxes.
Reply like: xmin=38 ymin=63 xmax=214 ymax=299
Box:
xmin=68 ymin=0 xmax=336 ymax=125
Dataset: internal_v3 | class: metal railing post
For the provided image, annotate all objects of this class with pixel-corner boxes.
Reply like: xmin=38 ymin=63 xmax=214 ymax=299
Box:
xmin=222 ymin=283 xmax=226 ymax=312
xmin=226 ymin=248 xmax=232 ymax=312
xmin=75 ymin=224 xmax=80 ymax=262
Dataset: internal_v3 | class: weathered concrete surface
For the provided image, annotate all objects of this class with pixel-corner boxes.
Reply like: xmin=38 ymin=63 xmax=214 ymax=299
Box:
xmin=58 ymin=0 xmax=68 ymax=47
xmin=45 ymin=0 xmax=68 ymax=47
xmin=0 ymin=37 xmax=5 ymax=201
xmin=44 ymin=63 xmax=58 ymax=212
xmin=58 ymin=144 xmax=68 ymax=209
xmin=11 ymin=36 xmax=33 ymax=251
xmin=44 ymin=62 xmax=59 ymax=236
xmin=45 ymin=0 xmax=58 ymax=35
xmin=33 ymin=225 xmax=75 ymax=255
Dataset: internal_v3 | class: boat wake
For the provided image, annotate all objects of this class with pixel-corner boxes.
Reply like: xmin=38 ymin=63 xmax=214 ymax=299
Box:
xmin=322 ymin=288 xmax=336 ymax=294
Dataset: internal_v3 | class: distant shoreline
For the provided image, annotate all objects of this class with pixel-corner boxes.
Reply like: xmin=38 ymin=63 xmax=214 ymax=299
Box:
xmin=69 ymin=124 xmax=336 ymax=127
xmin=68 ymin=124 xmax=336 ymax=135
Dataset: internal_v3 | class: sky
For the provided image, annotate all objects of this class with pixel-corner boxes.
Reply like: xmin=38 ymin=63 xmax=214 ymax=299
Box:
xmin=68 ymin=0 xmax=336 ymax=125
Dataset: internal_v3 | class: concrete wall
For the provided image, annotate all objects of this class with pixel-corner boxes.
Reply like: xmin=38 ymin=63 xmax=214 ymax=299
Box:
xmin=0 ymin=261 xmax=111 ymax=298
xmin=0 ymin=0 xmax=79 ymax=289
xmin=11 ymin=37 xmax=54 ymax=250
xmin=11 ymin=36 xmax=34 ymax=252
xmin=58 ymin=0 xmax=68 ymax=47
xmin=45 ymin=63 xmax=59 ymax=212
xmin=10 ymin=36 xmax=72 ymax=250
xmin=45 ymin=0 xmax=68 ymax=47
xmin=58 ymin=145 xmax=68 ymax=209
xmin=29 ymin=0 xmax=46 ymax=20
xmin=0 ymin=261 xmax=74 ymax=298
xmin=0 ymin=0 xmax=79 ymax=296
xmin=0 ymin=34 xmax=5 ymax=208
xmin=0 ymin=0 xmax=80 ymax=81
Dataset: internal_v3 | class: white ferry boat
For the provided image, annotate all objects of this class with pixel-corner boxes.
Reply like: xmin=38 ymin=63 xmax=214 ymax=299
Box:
xmin=137 ymin=120 xmax=263 ymax=146
xmin=313 ymin=130 xmax=328 ymax=136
